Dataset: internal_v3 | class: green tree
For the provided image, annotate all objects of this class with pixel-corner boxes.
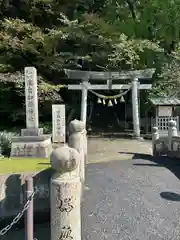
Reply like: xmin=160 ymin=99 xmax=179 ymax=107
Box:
xmin=0 ymin=0 xmax=179 ymax=128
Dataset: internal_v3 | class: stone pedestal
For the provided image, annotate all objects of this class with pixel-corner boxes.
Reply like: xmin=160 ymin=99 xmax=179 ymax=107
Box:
xmin=21 ymin=128 xmax=44 ymax=137
xmin=10 ymin=135 xmax=52 ymax=158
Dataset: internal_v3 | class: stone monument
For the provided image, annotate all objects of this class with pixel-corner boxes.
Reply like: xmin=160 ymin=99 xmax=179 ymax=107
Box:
xmin=50 ymin=145 xmax=81 ymax=240
xmin=10 ymin=67 xmax=52 ymax=158
xmin=52 ymin=104 xmax=66 ymax=143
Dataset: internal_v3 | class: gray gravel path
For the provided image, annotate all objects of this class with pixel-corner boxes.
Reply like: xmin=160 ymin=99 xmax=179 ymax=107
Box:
xmin=82 ymin=156 xmax=180 ymax=240
xmin=2 ymin=155 xmax=180 ymax=240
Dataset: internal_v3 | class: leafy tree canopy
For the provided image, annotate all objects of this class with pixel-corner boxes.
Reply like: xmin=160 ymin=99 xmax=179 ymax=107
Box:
xmin=1 ymin=0 xmax=180 ymax=126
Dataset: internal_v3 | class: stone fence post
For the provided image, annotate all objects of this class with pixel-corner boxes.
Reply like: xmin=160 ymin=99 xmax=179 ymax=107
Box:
xmin=68 ymin=119 xmax=87 ymax=183
xmin=152 ymin=126 xmax=159 ymax=156
xmin=50 ymin=145 xmax=81 ymax=240
xmin=168 ymin=120 xmax=177 ymax=151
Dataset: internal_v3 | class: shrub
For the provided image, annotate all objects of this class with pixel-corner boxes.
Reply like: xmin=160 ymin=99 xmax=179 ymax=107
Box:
xmin=0 ymin=131 xmax=19 ymax=156
xmin=39 ymin=122 xmax=52 ymax=134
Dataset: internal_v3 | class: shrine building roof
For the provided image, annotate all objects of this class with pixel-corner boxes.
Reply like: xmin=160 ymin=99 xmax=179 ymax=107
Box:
xmin=149 ymin=97 xmax=180 ymax=106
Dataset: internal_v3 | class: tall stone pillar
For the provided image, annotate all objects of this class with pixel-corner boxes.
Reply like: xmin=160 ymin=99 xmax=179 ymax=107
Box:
xmin=21 ymin=67 xmax=43 ymax=136
xmin=10 ymin=66 xmax=52 ymax=158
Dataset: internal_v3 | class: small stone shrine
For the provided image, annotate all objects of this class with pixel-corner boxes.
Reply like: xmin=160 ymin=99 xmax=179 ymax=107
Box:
xmin=10 ymin=67 xmax=52 ymax=158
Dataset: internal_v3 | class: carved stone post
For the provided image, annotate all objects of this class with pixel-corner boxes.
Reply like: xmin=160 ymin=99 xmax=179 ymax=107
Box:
xmin=152 ymin=126 xmax=159 ymax=156
xmin=50 ymin=145 xmax=81 ymax=240
xmin=168 ymin=120 xmax=177 ymax=151
xmin=68 ymin=119 xmax=86 ymax=183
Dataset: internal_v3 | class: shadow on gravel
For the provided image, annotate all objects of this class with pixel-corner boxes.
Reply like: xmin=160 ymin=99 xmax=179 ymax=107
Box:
xmin=1 ymin=222 xmax=50 ymax=240
xmin=160 ymin=192 xmax=180 ymax=201
xmin=118 ymin=151 xmax=180 ymax=181
xmin=88 ymin=135 xmax=133 ymax=139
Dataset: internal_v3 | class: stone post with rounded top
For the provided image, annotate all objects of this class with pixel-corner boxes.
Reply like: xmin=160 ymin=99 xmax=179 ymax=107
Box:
xmin=168 ymin=120 xmax=178 ymax=151
xmin=50 ymin=145 xmax=81 ymax=240
xmin=152 ymin=126 xmax=159 ymax=156
xmin=68 ymin=119 xmax=87 ymax=183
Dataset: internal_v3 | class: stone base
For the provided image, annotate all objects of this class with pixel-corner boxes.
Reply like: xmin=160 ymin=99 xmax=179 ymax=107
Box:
xmin=10 ymin=135 xmax=52 ymax=158
xmin=21 ymin=128 xmax=44 ymax=136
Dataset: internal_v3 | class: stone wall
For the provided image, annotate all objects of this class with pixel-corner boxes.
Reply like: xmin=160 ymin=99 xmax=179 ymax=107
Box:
xmin=0 ymin=169 xmax=53 ymax=222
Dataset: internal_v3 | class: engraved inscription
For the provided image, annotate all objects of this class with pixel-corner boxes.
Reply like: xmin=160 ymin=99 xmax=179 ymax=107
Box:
xmin=59 ymin=226 xmax=73 ymax=240
xmin=56 ymin=110 xmax=61 ymax=136
xmin=56 ymin=186 xmax=74 ymax=212
xmin=27 ymin=95 xmax=33 ymax=101
xmin=52 ymin=104 xmax=66 ymax=142
xmin=26 ymin=68 xmax=35 ymax=127
xmin=36 ymin=144 xmax=45 ymax=157
xmin=25 ymin=67 xmax=38 ymax=128
xmin=12 ymin=143 xmax=45 ymax=157
xmin=27 ymin=144 xmax=33 ymax=156
xmin=57 ymin=197 xmax=74 ymax=212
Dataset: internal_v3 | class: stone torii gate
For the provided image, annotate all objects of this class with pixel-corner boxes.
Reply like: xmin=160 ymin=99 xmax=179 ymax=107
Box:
xmin=65 ymin=68 xmax=155 ymax=138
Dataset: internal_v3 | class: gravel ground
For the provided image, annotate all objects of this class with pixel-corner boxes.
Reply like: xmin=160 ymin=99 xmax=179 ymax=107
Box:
xmin=2 ymin=139 xmax=180 ymax=240
xmin=87 ymin=138 xmax=152 ymax=163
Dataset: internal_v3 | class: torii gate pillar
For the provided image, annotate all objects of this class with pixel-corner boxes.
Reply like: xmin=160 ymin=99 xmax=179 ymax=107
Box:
xmin=132 ymin=78 xmax=140 ymax=138
xmin=80 ymin=81 xmax=88 ymax=124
